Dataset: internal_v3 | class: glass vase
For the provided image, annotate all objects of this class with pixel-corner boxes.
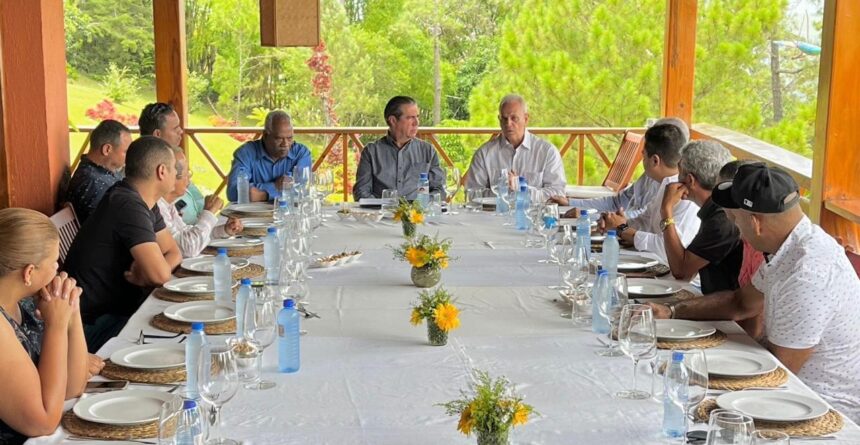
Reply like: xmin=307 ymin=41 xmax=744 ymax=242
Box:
xmin=426 ymin=320 xmax=448 ymax=346
xmin=411 ymin=266 xmax=441 ymax=288
xmin=476 ymin=429 xmax=510 ymax=445
xmin=402 ymin=220 xmax=416 ymax=238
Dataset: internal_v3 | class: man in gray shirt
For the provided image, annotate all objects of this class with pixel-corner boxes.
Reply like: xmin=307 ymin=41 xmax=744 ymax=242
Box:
xmin=353 ymin=96 xmax=445 ymax=201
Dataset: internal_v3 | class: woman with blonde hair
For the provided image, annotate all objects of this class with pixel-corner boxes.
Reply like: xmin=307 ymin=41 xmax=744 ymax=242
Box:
xmin=0 ymin=208 xmax=88 ymax=444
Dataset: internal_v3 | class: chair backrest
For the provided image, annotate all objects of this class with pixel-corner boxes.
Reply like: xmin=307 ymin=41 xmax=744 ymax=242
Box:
xmin=50 ymin=204 xmax=80 ymax=265
xmin=602 ymin=131 xmax=644 ymax=192
xmin=847 ymin=249 xmax=860 ymax=278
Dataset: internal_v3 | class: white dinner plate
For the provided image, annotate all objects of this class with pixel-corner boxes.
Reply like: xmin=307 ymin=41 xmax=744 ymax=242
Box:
xmin=358 ymin=198 xmax=385 ymax=206
xmin=716 ymin=391 xmax=829 ymax=422
xmin=240 ymin=217 xmax=275 ymax=229
xmin=617 ymin=255 xmax=660 ymax=271
xmin=73 ymin=390 xmax=176 ymax=425
xmin=705 ymin=350 xmax=778 ymax=377
xmin=225 ymin=203 xmax=273 ymax=215
xmin=208 ymin=237 xmax=264 ymax=249
xmin=163 ymin=276 xmax=221 ymax=294
xmin=181 ymin=256 xmax=250 ymax=273
xmin=163 ymin=301 xmax=235 ymax=324
xmin=626 ymin=278 xmax=684 ymax=297
xmin=591 ymin=234 xmax=606 ymax=242
xmin=655 ymin=320 xmax=717 ymax=341
xmin=473 ymin=197 xmax=497 ymax=205
xmin=109 ymin=344 xmax=186 ymax=370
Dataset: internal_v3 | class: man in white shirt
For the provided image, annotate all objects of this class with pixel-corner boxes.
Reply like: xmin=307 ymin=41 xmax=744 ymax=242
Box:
xmin=157 ymin=149 xmax=242 ymax=258
xmin=649 ymin=163 xmax=860 ymax=422
xmin=464 ymin=95 xmax=566 ymax=202
xmin=600 ymin=123 xmax=700 ymax=264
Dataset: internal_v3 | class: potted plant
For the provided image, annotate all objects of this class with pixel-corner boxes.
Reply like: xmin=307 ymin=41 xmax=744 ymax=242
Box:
xmin=393 ymin=198 xmax=424 ymax=238
xmin=410 ymin=287 xmax=460 ymax=346
xmin=392 ymin=233 xmax=453 ymax=287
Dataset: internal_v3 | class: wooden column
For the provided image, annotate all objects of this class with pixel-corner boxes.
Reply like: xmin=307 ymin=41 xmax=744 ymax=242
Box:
xmin=0 ymin=0 xmax=70 ymax=214
xmin=661 ymin=0 xmax=698 ymax=125
xmin=153 ymin=0 xmax=189 ymax=150
xmin=810 ymin=0 xmax=860 ymax=251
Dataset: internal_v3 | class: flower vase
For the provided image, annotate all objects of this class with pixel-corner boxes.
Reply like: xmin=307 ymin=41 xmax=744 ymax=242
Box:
xmin=411 ymin=266 xmax=441 ymax=288
xmin=402 ymin=220 xmax=416 ymax=238
xmin=426 ymin=320 xmax=448 ymax=346
xmin=476 ymin=429 xmax=510 ymax=445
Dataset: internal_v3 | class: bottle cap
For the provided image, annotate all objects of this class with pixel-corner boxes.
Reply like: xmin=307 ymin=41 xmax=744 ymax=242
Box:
xmin=267 ymin=227 xmax=277 ymax=234
xmin=217 ymin=248 xmax=228 ymax=256
xmin=419 ymin=172 xmax=428 ymax=180
xmin=596 ymin=265 xmax=603 ymax=271
xmin=284 ymin=299 xmax=295 ymax=309
xmin=241 ymin=278 xmax=252 ymax=286
xmin=191 ymin=322 xmax=204 ymax=331
xmin=672 ymin=351 xmax=685 ymax=362
xmin=580 ymin=210 xmax=588 ymax=216
xmin=279 ymin=200 xmax=289 ymax=207
xmin=183 ymin=399 xmax=198 ymax=410
xmin=519 ymin=185 xmax=527 ymax=192
xmin=597 ymin=269 xmax=607 ymax=276
xmin=607 ymin=229 xmax=616 ymax=237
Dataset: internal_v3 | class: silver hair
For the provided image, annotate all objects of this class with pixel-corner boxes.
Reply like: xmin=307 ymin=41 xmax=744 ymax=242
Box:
xmin=654 ymin=117 xmax=690 ymax=144
xmin=679 ymin=140 xmax=733 ymax=190
xmin=264 ymin=110 xmax=292 ymax=135
xmin=498 ymin=94 xmax=528 ymax=115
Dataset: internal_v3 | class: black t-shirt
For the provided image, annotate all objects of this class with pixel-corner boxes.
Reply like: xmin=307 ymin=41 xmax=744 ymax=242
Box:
xmin=686 ymin=199 xmax=744 ymax=294
xmin=64 ymin=180 xmax=166 ymax=324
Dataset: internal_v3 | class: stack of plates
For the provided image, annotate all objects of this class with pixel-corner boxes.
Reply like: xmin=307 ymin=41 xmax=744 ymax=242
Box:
xmin=73 ymin=389 xmax=176 ymax=425
xmin=716 ymin=390 xmax=829 ymax=422
xmin=163 ymin=301 xmax=235 ymax=324
xmin=627 ymin=278 xmax=684 ymax=297
xmin=181 ymin=256 xmax=250 ymax=274
xmin=655 ymin=320 xmax=716 ymax=341
xmin=110 ymin=343 xmax=186 ymax=370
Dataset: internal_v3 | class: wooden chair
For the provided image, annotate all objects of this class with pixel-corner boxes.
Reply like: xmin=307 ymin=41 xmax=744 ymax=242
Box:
xmin=50 ymin=204 xmax=80 ymax=265
xmin=565 ymin=131 xmax=644 ymax=199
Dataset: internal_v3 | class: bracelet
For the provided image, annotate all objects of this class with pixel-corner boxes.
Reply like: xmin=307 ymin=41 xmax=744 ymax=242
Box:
xmin=616 ymin=223 xmax=629 ymax=234
xmin=668 ymin=302 xmax=678 ymax=319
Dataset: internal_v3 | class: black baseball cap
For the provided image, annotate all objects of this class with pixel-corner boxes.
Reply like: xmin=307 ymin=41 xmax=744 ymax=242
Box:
xmin=711 ymin=162 xmax=800 ymax=213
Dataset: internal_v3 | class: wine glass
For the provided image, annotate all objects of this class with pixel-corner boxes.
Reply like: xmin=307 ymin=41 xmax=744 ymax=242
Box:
xmin=198 ymin=344 xmax=239 ymax=445
xmin=706 ymin=410 xmax=755 ymax=445
xmin=156 ymin=395 xmax=184 ymax=445
xmin=666 ymin=349 xmax=709 ymax=443
xmin=243 ymin=288 xmax=277 ymax=390
xmin=615 ymin=304 xmax=657 ymax=399
xmin=444 ymin=167 xmax=462 ymax=206
xmin=751 ymin=430 xmax=789 ymax=445
xmin=596 ymin=273 xmax=629 ymax=357
xmin=535 ymin=203 xmax=559 ymax=256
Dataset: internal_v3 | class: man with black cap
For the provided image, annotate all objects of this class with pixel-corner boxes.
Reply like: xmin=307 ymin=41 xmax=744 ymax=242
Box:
xmin=649 ymin=163 xmax=860 ymax=422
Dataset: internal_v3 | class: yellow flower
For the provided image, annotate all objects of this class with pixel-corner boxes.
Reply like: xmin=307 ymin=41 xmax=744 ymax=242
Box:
xmin=439 ymin=258 xmax=449 ymax=269
xmin=512 ymin=403 xmax=530 ymax=426
xmin=405 ymin=247 xmax=427 ymax=268
xmin=410 ymin=209 xmax=424 ymax=224
xmin=432 ymin=249 xmax=446 ymax=259
xmin=457 ymin=403 xmax=474 ymax=435
xmin=393 ymin=210 xmax=402 ymax=222
xmin=410 ymin=308 xmax=423 ymax=326
xmin=434 ymin=302 xmax=460 ymax=332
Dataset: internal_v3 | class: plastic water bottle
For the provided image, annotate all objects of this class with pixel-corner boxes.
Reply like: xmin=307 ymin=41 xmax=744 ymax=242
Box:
xmin=174 ymin=399 xmax=205 ymax=445
xmin=495 ymin=170 xmax=510 ymax=214
xmin=235 ymin=278 xmax=251 ymax=338
xmin=184 ymin=322 xmax=207 ymax=401
xmin=576 ymin=210 xmax=591 ymax=258
xmin=591 ymin=269 xmax=610 ymax=334
xmin=416 ymin=172 xmax=430 ymax=209
xmin=663 ymin=351 xmax=689 ymax=438
xmin=236 ymin=167 xmax=250 ymax=204
xmin=213 ymin=248 xmax=232 ymax=306
xmin=278 ymin=299 xmax=300 ymax=373
xmin=264 ymin=227 xmax=280 ymax=284
xmin=603 ymin=229 xmax=620 ymax=281
xmin=515 ymin=179 xmax=531 ymax=231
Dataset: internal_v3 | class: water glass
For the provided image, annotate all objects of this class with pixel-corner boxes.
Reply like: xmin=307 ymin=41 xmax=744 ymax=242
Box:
xmin=156 ymin=395 xmax=184 ymax=445
xmin=570 ymin=289 xmax=592 ymax=326
xmin=466 ymin=188 xmax=486 ymax=212
xmin=244 ymin=288 xmax=278 ymax=390
xmin=706 ymin=410 xmax=755 ymax=445
xmin=616 ymin=304 xmax=656 ymax=399
xmin=443 ymin=167 xmax=462 ymax=206
xmin=596 ymin=273 xmax=628 ymax=357
xmin=381 ymin=189 xmax=398 ymax=215
xmin=428 ymin=191 xmax=442 ymax=219
xmin=751 ymin=430 xmax=789 ymax=445
xmin=198 ymin=344 xmax=239 ymax=445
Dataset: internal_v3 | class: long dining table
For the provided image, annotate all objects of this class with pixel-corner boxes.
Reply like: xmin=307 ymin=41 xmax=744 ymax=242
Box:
xmin=30 ymin=208 xmax=860 ymax=444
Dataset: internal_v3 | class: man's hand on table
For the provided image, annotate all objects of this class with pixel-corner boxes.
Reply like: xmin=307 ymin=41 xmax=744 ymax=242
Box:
xmin=88 ymin=354 xmax=105 ymax=379
xmin=224 ymin=217 xmax=243 ymax=236
xmin=600 ymin=208 xmax=627 ymax=233
xmin=646 ymin=302 xmax=671 ymax=319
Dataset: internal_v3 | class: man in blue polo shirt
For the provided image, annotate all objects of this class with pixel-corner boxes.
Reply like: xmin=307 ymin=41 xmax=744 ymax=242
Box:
xmin=226 ymin=110 xmax=313 ymax=202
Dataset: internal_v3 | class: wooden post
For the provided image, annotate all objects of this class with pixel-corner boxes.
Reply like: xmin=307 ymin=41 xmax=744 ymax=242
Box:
xmin=661 ymin=0 xmax=697 ymax=125
xmin=260 ymin=0 xmax=320 ymax=47
xmin=810 ymin=0 xmax=860 ymax=251
xmin=0 ymin=0 xmax=70 ymax=214
xmin=153 ymin=0 xmax=189 ymax=151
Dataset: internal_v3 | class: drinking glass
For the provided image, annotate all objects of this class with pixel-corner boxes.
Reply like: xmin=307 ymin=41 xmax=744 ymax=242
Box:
xmin=243 ymin=287 xmax=277 ymax=390
xmin=381 ymin=189 xmax=399 ymax=216
xmin=293 ymin=165 xmax=311 ymax=187
xmin=428 ymin=191 xmax=442 ymax=219
xmin=444 ymin=167 xmax=462 ymax=206
xmin=751 ymin=430 xmax=789 ymax=445
xmin=596 ymin=273 xmax=628 ymax=357
xmin=466 ymin=188 xmax=486 ymax=212
xmin=535 ymin=203 xmax=559 ymax=254
xmin=706 ymin=410 xmax=755 ymax=445
xmin=198 ymin=344 xmax=240 ymax=445
xmin=616 ymin=304 xmax=657 ymax=399
xmin=666 ymin=348 xmax=709 ymax=443
xmin=156 ymin=395 xmax=183 ymax=445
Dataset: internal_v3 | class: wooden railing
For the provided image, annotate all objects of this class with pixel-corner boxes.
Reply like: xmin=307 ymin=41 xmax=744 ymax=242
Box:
xmin=70 ymin=126 xmax=634 ymax=201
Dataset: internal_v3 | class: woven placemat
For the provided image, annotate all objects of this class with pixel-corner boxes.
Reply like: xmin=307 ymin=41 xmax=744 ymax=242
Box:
xmin=201 ymin=245 xmax=264 ymax=257
xmin=101 ymin=360 xmax=186 ymax=384
xmin=61 ymin=410 xmax=157 ymax=440
xmin=153 ymin=288 xmax=214 ymax=303
xmin=173 ymin=263 xmax=265 ymax=280
xmin=151 ymin=313 xmax=235 ymax=335
xmin=241 ymin=227 xmax=269 ymax=237
xmin=709 ymin=367 xmax=789 ymax=391
xmin=222 ymin=209 xmax=273 ymax=220
xmin=624 ymin=264 xmax=671 ymax=278
xmin=695 ymin=398 xmax=843 ymax=436
xmin=657 ymin=329 xmax=727 ymax=350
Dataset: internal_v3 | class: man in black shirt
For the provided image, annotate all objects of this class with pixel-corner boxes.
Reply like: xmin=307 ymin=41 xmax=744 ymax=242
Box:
xmin=64 ymin=136 xmax=183 ymax=352
xmin=660 ymin=140 xmax=743 ymax=294
xmin=65 ymin=120 xmax=131 ymax=223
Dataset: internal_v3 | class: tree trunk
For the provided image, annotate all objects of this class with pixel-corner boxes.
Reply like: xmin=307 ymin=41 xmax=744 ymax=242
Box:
xmin=770 ymin=41 xmax=783 ymax=122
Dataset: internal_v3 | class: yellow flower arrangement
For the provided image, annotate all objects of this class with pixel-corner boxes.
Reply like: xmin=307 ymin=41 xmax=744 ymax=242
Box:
xmin=392 ymin=198 xmax=425 ymax=224
xmin=392 ymin=234 xmax=453 ymax=270
xmin=410 ymin=287 xmax=460 ymax=332
xmin=439 ymin=371 xmax=536 ymax=439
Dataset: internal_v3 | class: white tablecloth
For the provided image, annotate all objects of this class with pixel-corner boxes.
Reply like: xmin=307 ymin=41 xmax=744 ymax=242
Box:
xmin=29 ymin=209 xmax=860 ymax=444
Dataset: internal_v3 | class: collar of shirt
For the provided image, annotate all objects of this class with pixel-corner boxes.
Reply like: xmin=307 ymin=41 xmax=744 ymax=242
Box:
xmin=500 ymin=130 xmax=534 ymax=151
xmin=659 ymin=174 xmax=679 ymax=187
xmin=696 ymin=197 xmax=722 ymax=220
xmin=384 ymin=132 xmax=415 ymax=150
xmin=764 ymin=216 xmax=812 ymax=265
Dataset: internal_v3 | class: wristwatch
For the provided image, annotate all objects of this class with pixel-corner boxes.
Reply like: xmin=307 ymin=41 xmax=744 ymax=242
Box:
xmin=660 ymin=217 xmax=675 ymax=232
xmin=667 ymin=301 xmax=681 ymax=319
xmin=616 ymin=223 xmax=629 ymax=234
